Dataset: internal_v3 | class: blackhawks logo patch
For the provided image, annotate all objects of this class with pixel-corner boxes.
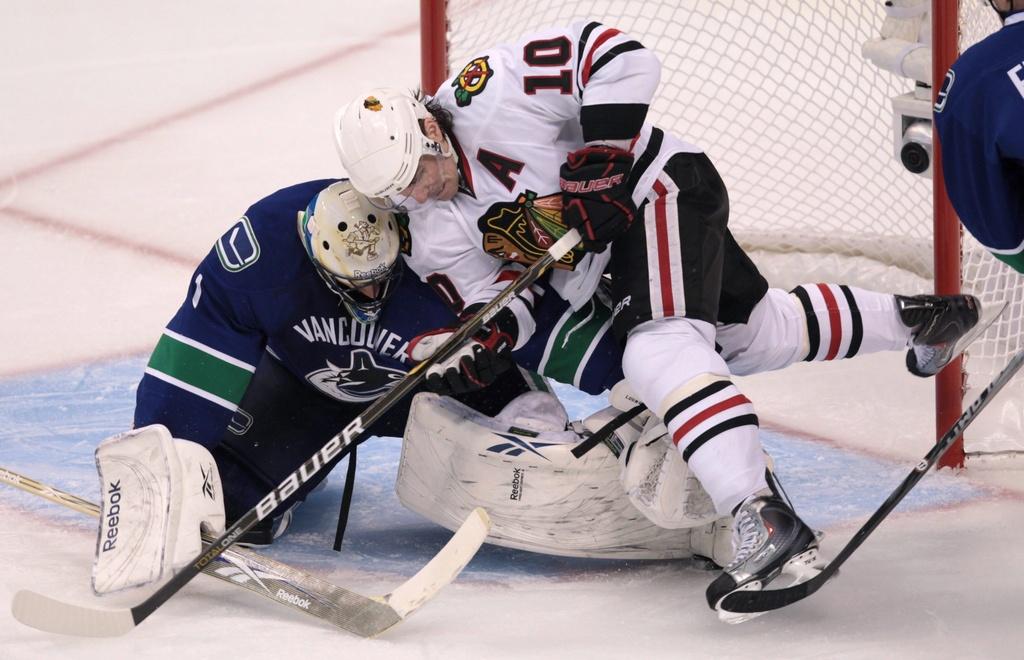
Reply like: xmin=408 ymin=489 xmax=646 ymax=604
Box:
xmin=452 ymin=57 xmax=493 ymax=107
xmin=363 ymin=96 xmax=383 ymax=111
xmin=477 ymin=190 xmax=584 ymax=270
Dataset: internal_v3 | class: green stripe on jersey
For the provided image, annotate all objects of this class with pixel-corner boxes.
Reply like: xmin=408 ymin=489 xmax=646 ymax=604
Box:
xmin=994 ymin=250 xmax=1024 ymax=275
xmin=541 ymin=298 xmax=613 ymax=386
xmin=147 ymin=333 xmax=254 ymax=406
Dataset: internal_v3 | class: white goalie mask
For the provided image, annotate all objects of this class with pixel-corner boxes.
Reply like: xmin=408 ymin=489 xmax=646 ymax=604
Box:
xmin=298 ymin=180 xmax=403 ymax=323
xmin=333 ymin=88 xmax=451 ymax=206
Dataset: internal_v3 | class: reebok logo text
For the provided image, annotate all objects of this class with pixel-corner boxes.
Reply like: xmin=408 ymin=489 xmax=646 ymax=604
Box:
xmin=510 ymin=468 xmax=524 ymax=501
xmin=102 ymin=480 xmax=122 ymax=552
xmin=276 ymin=589 xmax=311 ymax=610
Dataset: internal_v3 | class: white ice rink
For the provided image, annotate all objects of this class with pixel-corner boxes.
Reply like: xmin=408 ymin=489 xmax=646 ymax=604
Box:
xmin=3 ymin=2 xmax=1024 ymax=658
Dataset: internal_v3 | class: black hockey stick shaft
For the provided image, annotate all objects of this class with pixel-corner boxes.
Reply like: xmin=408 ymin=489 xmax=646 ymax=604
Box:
xmin=722 ymin=348 xmax=1024 ymax=614
xmin=126 ymin=229 xmax=579 ymax=628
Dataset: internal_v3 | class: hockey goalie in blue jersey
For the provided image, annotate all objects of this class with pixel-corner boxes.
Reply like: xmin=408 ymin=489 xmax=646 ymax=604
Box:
xmin=934 ymin=0 xmax=1024 ymax=273
xmin=128 ymin=177 xmax=622 ymax=533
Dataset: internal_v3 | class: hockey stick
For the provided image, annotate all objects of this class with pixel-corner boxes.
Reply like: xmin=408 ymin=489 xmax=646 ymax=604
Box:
xmin=720 ymin=348 xmax=1024 ymax=616
xmin=1 ymin=465 xmax=490 ymax=637
xmin=10 ymin=228 xmax=581 ymax=637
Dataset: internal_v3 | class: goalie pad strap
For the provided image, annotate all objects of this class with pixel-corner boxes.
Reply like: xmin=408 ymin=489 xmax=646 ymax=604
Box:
xmin=571 ymin=402 xmax=646 ymax=458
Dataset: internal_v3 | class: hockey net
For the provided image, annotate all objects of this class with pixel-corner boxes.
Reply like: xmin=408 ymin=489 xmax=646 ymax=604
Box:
xmin=424 ymin=0 xmax=1023 ymax=458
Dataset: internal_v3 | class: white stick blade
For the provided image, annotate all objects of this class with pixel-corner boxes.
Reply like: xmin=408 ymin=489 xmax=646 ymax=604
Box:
xmin=12 ymin=590 xmax=135 ymax=637
xmin=384 ymin=507 xmax=491 ymax=620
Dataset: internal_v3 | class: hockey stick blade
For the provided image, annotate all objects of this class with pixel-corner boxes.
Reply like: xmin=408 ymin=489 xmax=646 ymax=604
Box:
xmin=12 ymin=591 xmax=135 ymax=638
xmin=3 ymin=466 xmax=490 ymax=637
xmin=4 ymin=230 xmax=574 ymax=638
xmin=383 ymin=507 xmax=491 ymax=621
xmin=720 ymin=349 xmax=1024 ymax=616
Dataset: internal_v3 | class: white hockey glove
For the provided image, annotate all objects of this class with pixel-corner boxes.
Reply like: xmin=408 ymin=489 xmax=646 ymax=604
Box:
xmin=93 ymin=424 xmax=224 ymax=594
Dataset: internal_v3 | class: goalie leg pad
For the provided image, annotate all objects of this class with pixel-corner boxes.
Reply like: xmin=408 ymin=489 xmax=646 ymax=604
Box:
xmin=397 ymin=391 xmax=698 ymax=559
xmin=93 ymin=425 xmax=224 ymax=595
xmin=618 ymin=414 xmax=719 ymax=529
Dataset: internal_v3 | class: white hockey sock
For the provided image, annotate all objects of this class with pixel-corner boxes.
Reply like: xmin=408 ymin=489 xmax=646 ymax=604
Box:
xmin=623 ymin=318 xmax=768 ymax=515
xmin=789 ymin=283 xmax=910 ymax=361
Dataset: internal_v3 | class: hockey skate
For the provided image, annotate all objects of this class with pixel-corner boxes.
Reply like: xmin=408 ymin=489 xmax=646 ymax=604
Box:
xmin=705 ymin=488 xmax=824 ymax=624
xmin=897 ymin=294 xmax=981 ymax=377
xmin=234 ymin=477 xmax=332 ymax=546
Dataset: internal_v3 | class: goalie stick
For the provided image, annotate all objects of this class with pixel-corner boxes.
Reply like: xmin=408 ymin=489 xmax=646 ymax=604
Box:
xmin=9 ymin=228 xmax=581 ymax=638
xmin=719 ymin=348 xmax=1024 ymax=617
xmin=1 ymin=465 xmax=490 ymax=637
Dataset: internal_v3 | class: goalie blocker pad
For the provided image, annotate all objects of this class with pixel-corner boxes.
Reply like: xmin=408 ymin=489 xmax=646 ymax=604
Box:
xmin=93 ymin=424 xmax=225 ymax=594
xmin=396 ymin=391 xmax=731 ymax=562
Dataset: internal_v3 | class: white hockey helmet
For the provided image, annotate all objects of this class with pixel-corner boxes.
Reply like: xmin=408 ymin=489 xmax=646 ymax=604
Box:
xmin=298 ymin=180 xmax=403 ymax=323
xmin=333 ymin=88 xmax=447 ymax=204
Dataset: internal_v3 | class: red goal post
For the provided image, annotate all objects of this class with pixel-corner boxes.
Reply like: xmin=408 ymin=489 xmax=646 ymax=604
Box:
xmin=421 ymin=0 xmax=1019 ymax=466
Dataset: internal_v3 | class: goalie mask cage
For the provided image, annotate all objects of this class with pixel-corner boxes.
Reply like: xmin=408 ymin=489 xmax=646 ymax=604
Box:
xmin=420 ymin=0 xmax=1021 ymax=465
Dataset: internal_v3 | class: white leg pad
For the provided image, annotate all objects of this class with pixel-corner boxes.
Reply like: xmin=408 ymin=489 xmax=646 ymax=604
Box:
xmin=397 ymin=392 xmax=701 ymax=559
xmin=618 ymin=414 xmax=719 ymax=529
xmin=92 ymin=425 xmax=224 ymax=595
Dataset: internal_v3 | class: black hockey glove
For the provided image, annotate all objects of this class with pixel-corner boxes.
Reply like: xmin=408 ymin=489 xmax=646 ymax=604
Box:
xmin=408 ymin=306 xmax=518 ymax=395
xmin=560 ymin=146 xmax=637 ymax=253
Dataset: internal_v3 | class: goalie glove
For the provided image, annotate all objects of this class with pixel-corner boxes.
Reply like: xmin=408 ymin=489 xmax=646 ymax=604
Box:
xmin=560 ymin=145 xmax=637 ymax=252
xmin=408 ymin=306 xmax=518 ymax=395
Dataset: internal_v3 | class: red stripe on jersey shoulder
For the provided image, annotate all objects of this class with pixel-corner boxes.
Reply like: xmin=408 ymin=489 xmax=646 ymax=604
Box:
xmin=581 ymin=28 xmax=622 ymax=86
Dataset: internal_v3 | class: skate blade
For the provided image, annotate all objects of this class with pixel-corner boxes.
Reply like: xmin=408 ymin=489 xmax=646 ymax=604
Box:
xmin=715 ymin=547 xmax=825 ymax=625
xmin=952 ymin=300 xmax=1007 ymax=358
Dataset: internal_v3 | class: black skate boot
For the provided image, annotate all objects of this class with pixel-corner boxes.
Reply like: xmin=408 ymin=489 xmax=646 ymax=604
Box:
xmin=896 ymin=294 xmax=980 ymax=377
xmin=705 ymin=488 xmax=823 ymax=624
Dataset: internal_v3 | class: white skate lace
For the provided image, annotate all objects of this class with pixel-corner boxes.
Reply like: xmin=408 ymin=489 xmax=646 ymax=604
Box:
xmin=725 ymin=507 xmax=763 ymax=571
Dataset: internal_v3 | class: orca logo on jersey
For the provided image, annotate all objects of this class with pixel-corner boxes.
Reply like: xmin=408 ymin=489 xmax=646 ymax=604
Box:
xmin=478 ymin=189 xmax=583 ymax=270
xmin=306 ymin=349 xmax=406 ymax=402
xmin=452 ymin=56 xmax=493 ymax=107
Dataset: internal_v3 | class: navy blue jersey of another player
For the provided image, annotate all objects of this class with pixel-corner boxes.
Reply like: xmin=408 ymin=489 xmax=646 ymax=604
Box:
xmin=134 ymin=179 xmax=623 ymax=448
xmin=934 ymin=13 xmax=1024 ymax=272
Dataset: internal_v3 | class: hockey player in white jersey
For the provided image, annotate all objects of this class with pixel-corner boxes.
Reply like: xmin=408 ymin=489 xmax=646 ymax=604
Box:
xmin=334 ymin=21 xmax=984 ymax=622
